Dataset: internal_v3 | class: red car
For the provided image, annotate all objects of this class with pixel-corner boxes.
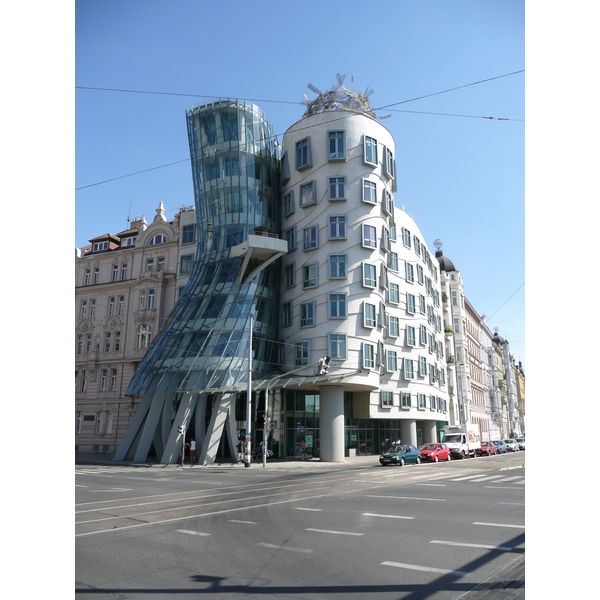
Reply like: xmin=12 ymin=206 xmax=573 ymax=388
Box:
xmin=420 ymin=443 xmax=451 ymax=462
xmin=476 ymin=441 xmax=498 ymax=457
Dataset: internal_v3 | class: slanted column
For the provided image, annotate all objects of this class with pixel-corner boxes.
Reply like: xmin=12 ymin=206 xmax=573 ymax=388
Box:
xmin=400 ymin=419 xmax=417 ymax=447
xmin=319 ymin=385 xmax=344 ymax=462
xmin=422 ymin=420 xmax=438 ymax=444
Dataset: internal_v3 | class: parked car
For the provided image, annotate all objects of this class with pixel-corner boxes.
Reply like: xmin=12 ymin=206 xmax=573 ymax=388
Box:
xmin=420 ymin=442 xmax=451 ymax=463
xmin=515 ymin=438 xmax=525 ymax=450
xmin=504 ymin=439 xmax=519 ymax=452
xmin=380 ymin=444 xmax=421 ymax=466
xmin=493 ymin=440 xmax=507 ymax=454
xmin=476 ymin=441 xmax=498 ymax=457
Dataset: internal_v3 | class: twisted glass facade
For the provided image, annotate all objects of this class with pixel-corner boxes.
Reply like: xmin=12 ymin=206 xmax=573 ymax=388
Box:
xmin=126 ymin=101 xmax=282 ymax=398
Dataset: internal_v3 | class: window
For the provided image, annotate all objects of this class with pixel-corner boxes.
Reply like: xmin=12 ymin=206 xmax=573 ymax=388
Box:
xmin=76 ymin=334 xmax=83 ymax=355
xmin=384 ymin=189 xmax=394 ymax=215
xmin=329 ymin=293 xmax=346 ymax=318
xmin=389 ymin=283 xmax=399 ymax=304
xmin=282 ymin=301 xmax=292 ymax=327
xmin=414 ymin=236 xmax=421 ymax=256
xmin=224 ymin=157 xmax=239 ymax=176
xmin=79 ymin=300 xmax=87 ymax=319
xmin=147 ymin=288 xmax=155 ymax=309
xmin=85 ymin=334 xmax=92 ymax=353
xmin=93 ymin=268 xmax=100 ymax=284
xmin=284 ymin=227 xmax=296 ymax=251
xmin=150 ymin=234 xmax=166 ymax=245
xmin=180 ymin=254 xmax=194 ymax=275
xmin=384 ymin=146 xmax=395 ymax=179
xmin=363 ymin=263 xmax=377 ymax=288
xmin=182 ymin=225 xmax=196 ymax=244
xmin=136 ymin=324 xmax=152 ymax=348
xmin=303 ymin=225 xmax=318 ymax=250
xmin=285 ymin=263 xmax=295 ymax=288
xmin=95 ymin=411 xmax=105 ymax=434
xmin=364 ymin=136 xmax=378 ymax=165
xmin=100 ymin=369 xmax=108 ymax=391
xmin=111 ymin=264 xmax=118 ymax=282
xmin=382 ymin=226 xmax=390 ymax=252
xmin=403 ymin=227 xmax=412 ymax=248
xmin=329 ymin=333 xmax=347 ymax=359
xmin=114 ymin=331 xmax=121 ymax=352
xmin=404 ymin=358 xmax=414 ymax=379
xmin=139 ymin=290 xmax=146 ymax=310
xmin=430 ymin=395 xmax=437 ymax=411
xmin=89 ymin=299 xmax=96 ymax=318
xmin=329 ymin=254 xmax=346 ymax=279
xmin=300 ymin=302 xmax=316 ymax=327
xmin=407 ymin=293 xmax=416 ymax=314
xmin=364 ymin=302 xmax=376 ymax=328
xmin=157 ymin=257 xmax=165 ymax=272
xmin=363 ymin=343 xmax=375 ymax=369
xmin=103 ymin=332 xmax=111 ymax=353
xmin=222 ymin=111 xmax=238 ymax=142
xmin=295 ymin=341 xmax=310 ymax=366
xmin=406 ymin=262 xmax=414 ymax=283
xmin=93 ymin=241 xmax=109 ymax=252
xmin=79 ymin=370 xmax=87 ymax=392
xmin=387 ymin=350 xmax=398 ymax=372
xmin=295 ymin=137 xmax=312 ymax=171
xmin=380 ymin=264 xmax=388 ymax=290
xmin=362 ymin=179 xmax=377 ymax=204
xmin=389 ymin=252 xmax=398 ymax=272
xmin=381 ymin=390 xmax=394 ymax=407
xmin=146 ymin=258 xmax=154 ymax=272
xmin=302 ymin=263 xmax=318 ymax=288
xmin=110 ymin=369 xmax=117 ymax=391
xmin=299 ymin=181 xmax=316 ymax=207
xmin=121 ymin=263 xmax=128 ymax=280
xmin=390 ymin=226 xmax=396 ymax=241
xmin=328 ymin=130 xmax=345 ymax=160
xmin=389 ymin=315 xmax=399 ymax=337
xmin=121 ymin=236 xmax=136 ymax=247
xmin=117 ymin=295 xmax=124 ymax=316
xmin=329 ymin=215 xmax=346 ymax=239
xmin=283 ymin=191 xmax=295 ymax=217
xmin=401 ymin=392 xmax=412 ymax=408
xmin=420 ymin=294 xmax=426 ymax=314
xmin=419 ymin=356 xmax=427 ymax=377
xmin=362 ymin=224 xmax=377 ymax=249
xmin=420 ymin=325 xmax=428 ymax=345
xmin=328 ymin=176 xmax=346 ymax=201
xmin=417 ymin=264 xmax=424 ymax=284
xmin=418 ymin=394 xmax=427 ymax=409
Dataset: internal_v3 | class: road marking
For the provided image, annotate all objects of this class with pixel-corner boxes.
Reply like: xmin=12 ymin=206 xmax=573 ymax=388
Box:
xmin=473 ymin=522 xmax=525 ymax=529
xmin=450 ymin=474 xmax=491 ymax=481
xmin=365 ymin=495 xmax=445 ymax=502
xmin=295 ymin=507 xmax=322 ymax=511
xmin=496 ymin=476 xmax=524 ymax=482
xmin=415 ymin=483 xmax=446 ymax=487
xmin=258 ymin=543 xmax=312 ymax=553
xmin=484 ymin=486 xmax=524 ymax=490
xmin=498 ymin=502 xmax=525 ymax=506
xmin=511 ymin=479 xmax=525 ymax=484
xmin=381 ymin=561 xmax=468 ymax=577
xmin=430 ymin=540 xmax=513 ymax=552
xmin=75 ymin=485 xmax=88 ymax=488
xmin=353 ymin=480 xmax=389 ymax=485
xmin=176 ymin=529 xmax=211 ymax=536
xmin=228 ymin=520 xmax=258 ymax=524
xmin=362 ymin=513 xmax=414 ymax=520
xmin=88 ymin=488 xmax=133 ymax=493
xmin=306 ymin=528 xmax=363 ymax=536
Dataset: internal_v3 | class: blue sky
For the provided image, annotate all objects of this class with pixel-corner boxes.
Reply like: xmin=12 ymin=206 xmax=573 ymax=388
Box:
xmin=74 ymin=0 xmax=525 ymax=364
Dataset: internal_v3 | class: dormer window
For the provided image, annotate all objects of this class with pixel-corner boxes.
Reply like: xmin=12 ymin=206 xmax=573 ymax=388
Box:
xmin=121 ymin=236 xmax=137 ymax=247
xmin=92 ymin=241 xmax=109 ymax=252
xmin=150 ymin=234 xmax=166 ymax=245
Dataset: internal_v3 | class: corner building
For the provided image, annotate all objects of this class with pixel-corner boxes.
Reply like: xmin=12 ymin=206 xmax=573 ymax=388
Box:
xmin=278 ymin=102 xmax=449 ymax=461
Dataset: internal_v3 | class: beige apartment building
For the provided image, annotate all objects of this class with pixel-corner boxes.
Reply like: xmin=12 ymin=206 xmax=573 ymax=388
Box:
xmin=75 ymin=202 xmax=183 ymax=454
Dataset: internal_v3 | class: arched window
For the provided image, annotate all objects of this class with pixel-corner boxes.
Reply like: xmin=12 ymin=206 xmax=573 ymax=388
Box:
xmin=150 ymin=234 xmax=166 ymax=245
xmin=136 ymin=324 xmax=152 ymax=348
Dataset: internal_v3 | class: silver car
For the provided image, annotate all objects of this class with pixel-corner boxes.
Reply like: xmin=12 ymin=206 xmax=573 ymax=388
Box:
xmin=503 ymin=439 xmax=519 ymax=452
xmin=515 ymin=437 xmax=525 ymax=450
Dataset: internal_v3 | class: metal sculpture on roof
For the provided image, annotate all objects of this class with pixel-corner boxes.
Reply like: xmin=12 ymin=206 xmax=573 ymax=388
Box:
xmin=302 ymin=73 xmax=378 ymax=119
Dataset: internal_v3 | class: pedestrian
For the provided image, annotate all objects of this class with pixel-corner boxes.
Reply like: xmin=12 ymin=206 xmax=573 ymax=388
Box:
xmin=189 ymin=439 xmax=196 ymax=465
xmin=237 ymin=439 xmax=244 ymax=463
xmin=301 ymin=439 xmax=308 ymax=460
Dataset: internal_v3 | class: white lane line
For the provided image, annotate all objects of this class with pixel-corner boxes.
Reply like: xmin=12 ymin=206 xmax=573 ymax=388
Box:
xmin=473 ymin=522 xmax=525 ymax=529
xmin=362 ymin=513 xmax=414 ymax=520
xmin=306 ymin=528 xmax=363 ymax=536
xmin=415 ymin=483 xmax=446 ymax=487
xmin=176 ymin=529 xmax=211 ymax=536
xmin=75 ymin=485 xmax=88 ymax=488
xmin=88 ymin=488 xmax=133 ymax=493
xmin=496 ymin=476 xmax=524 ymax=482
xmin=258 ymin=543 xmax=312 ymax=553
xmin=499 ymin=502 xmax=525 ymax=506
xmin=467 ymin=476 xmax=505 ymax=482
xmin=430 ymin=540 xmax=513 ymax=552
xmin=382 ymin=561 xmax=468 ymax=577
xmin=295 ymin=507 xmax=322 ymax=511
xmin=353 ymin=480 xmax=389 ymax=485
xmin=511 ymin=480 xmax=525 ymax=484
xmin=365 ymin=495 xmax=445 ymax=502
xmin=450 ymin=474 xmax=491 ymax=481
xmin=229 ymin=519 xmax=258 ymax=524
xmin=484 ymin=486 xmax=524 ymax=490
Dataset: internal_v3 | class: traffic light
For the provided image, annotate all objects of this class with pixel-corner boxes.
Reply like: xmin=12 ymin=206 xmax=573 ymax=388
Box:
xmin=318 ymin=356 xmax=331 ymax=376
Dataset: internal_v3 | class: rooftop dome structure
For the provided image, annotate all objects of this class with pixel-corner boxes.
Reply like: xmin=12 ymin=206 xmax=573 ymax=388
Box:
xmin=435 ymin=249 xmax=456 ymax=272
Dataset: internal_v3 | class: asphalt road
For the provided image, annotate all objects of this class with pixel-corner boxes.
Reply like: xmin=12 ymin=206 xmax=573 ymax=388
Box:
xmin=75 ymin=452 xmax=525 ymax=599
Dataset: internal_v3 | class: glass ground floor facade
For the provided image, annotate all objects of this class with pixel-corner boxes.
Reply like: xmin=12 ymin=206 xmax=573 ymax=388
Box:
xmin=191 ymin=389 xmax=446 ymax=460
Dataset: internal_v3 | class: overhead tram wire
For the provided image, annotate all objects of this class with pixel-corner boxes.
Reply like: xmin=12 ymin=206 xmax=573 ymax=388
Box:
xmin=487 ymin=282 xmax=525 ymax=320
xmin=75 ymin=69 xmax=524 ymax=191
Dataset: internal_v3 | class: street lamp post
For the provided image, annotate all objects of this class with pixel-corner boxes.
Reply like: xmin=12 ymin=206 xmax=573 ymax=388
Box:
xmin=245 ymin=312 xmax=253 ymax=468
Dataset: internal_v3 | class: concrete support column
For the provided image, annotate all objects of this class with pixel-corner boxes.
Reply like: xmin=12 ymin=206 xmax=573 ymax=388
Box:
xmin=319 ymin=385 xmax=344 ymax=462
xmin=400 ymin=419 xmax=417 ymax=447
xmin=422 ymin=420 xmax=438 ymax=444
